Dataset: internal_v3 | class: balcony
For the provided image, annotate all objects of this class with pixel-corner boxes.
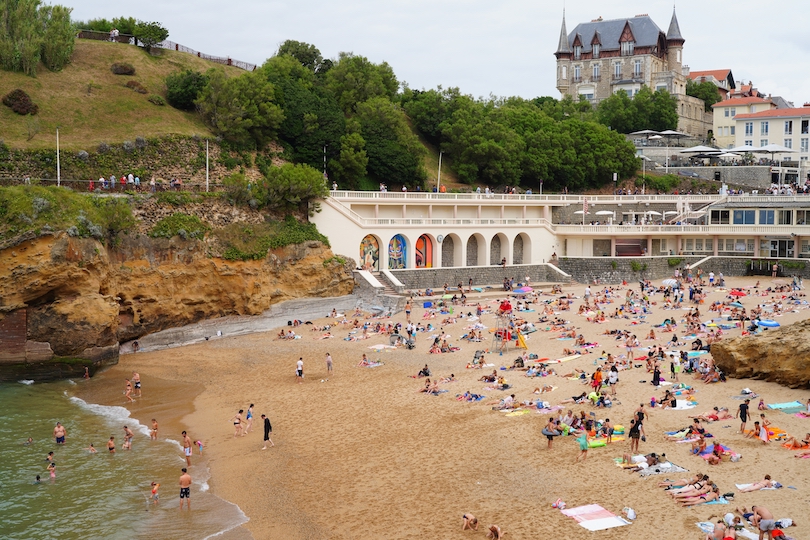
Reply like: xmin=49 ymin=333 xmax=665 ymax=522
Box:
xmin=612 ymin=73 xmax=623 ymax=81
xmin=632 ymin=71 xmax=644 ymax=79
xmin=591 ymin=75 xmax=602 ymax=82
xmin=572 ymin=76 xmax=582 ymax=83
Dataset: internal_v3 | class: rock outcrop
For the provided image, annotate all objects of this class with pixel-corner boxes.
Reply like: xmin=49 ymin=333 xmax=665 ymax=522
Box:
xmin=711 ymin=320 xmax=810 ymax=388
xmin=0 ymin=233 xmax=354 ymax=381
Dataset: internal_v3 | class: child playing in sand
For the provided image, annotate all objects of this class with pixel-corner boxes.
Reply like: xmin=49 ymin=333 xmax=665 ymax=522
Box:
xmin=461 ymin=513 xmax=478 ymax=530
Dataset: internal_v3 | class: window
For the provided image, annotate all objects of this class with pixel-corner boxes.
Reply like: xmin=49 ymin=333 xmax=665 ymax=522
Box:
xmin=733 ymin=210 xmax=755 ymax=224
xmin=614 ymin=62 xmax=621 ymax=78
xmin=747 ymin=239 xmax=755 ymax=252
xmin=745 ymin=122 xmax=753 ymax=136
xmin=731 ymin=108 xmax=736 ymax=117
xmin=725 ymin=239 xmax=734 ymax=252
xmin=750 ymin=105 xmax=756 ymax=113
xmin=760 ymin=139 xmax=768 ymax=147
xmin=761 ymin=121 xmax=769 ymax=135
xmin=744 ymin=140 xmax=752 ymax=147
xmin=574 ymin=45 xmax=582 ymax=60
xmin=801 ymin=138 xmax=808 ymax=153
xmin=730 ymin=126 xmax=735 ymax=135
xmin=759 ymin=210 xmax=774 ymax=224
xmin=695 ymin=238 xmax=703 ymax=251
xmin=574 ymin=65 xmax=581 ymax=81
xmin=802 ymin=240 xmax=810 ymax=253
xmin=592 ymin=44 xmax=600 ymax=58
xmin=785 ymin=120 xmax=793 ymax=135
xmin=797 ymin=210 xmax=810 ymax=225
xmin=779 ymin=210 xmax=792 ymax=225
xmin=592 ymin=63 xmax=600 ymax=81
xmin=660 ymin=239 xmax=669 ymax=252
xmin=622 ymin=41 xmax=635 ymax=56
xmin=579 ymin=92 xmax=594 ymax=101
xmin=561 ymin=65 xmax=567 ymax=79
xmin=633 ymin=59 xmax=641 ymax=76
xmin=685 ymin=239 xmax=693 ymax=251
xmin=656 ymin=84 xmax=667 ymax=92
xmin=785 ymin=139 xmax=793 ymax=149
xmin=724 ymin=109 xmax=729 ymax=117
xmin=710 ymin=210 xmax=730 ymax=224
xmin=802 ymin=120 xmax=809 ymax=134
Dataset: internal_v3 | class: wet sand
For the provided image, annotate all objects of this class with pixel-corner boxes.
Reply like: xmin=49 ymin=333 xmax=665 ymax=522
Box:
xmin=86 ymin=276 xmax=810 ymax=539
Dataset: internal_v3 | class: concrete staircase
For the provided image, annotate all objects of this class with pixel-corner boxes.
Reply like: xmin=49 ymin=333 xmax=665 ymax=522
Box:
xmin=372 ymin=272 xmax=399 ymax=296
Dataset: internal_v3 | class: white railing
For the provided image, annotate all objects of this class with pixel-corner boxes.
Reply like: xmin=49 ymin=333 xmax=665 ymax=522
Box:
xmin=554 ymin=224 xmax=810 ymax=235
xmin=329 ymin=190 xmax=728 ymax=204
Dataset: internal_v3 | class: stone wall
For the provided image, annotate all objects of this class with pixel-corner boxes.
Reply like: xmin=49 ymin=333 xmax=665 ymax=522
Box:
xmin=670 ymin=167 xmax=772 ymax=190
xmin=556 ymin=256 xmax=703 ymax=284
xmin=689 ymin=257 xmax=810 ymax=279
xmin=389 ymin=264 xmax=572 ymax=290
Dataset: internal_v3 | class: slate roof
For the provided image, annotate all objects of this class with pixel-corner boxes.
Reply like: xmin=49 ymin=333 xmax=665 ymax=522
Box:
xmin=666 ymin=9 xmax=684 ymax=42
xmin=567 ymin=15 xmax=664 ymax=53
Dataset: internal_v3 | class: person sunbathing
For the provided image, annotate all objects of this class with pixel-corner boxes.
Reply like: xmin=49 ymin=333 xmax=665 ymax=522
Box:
xmin=690 ymin=407 xmax=732 ymax=422
xmin=739 ymin=475 xmax=774 ymax=492
xmin=691 ymin=434 xmax=707 ymax=455
xmin=419 ymin=378 xmax=433 ymax=393
xmin=706 ymin=443 xmax=724 ymax=465
xmin=783 ymin=432 xmax=810 ymax=450
xmin=659 ymin=472 xmax=703 ymax=489
xmin=479 ymin=371 xmax=498 ymax=383
xmin=533 ymin=385 xmax=554 ymax=394
xmin=667 ymin=474 xmax=709 ymax=495
xmin=678 ymin=486 xmax=720 ymax=506
xmin=559 ymin=392 xmax=587 ymax=404
xmin=672 ymin=481 xmax=711 ymax=499
xmin=646 ymin=329 xmax=656 ymax=340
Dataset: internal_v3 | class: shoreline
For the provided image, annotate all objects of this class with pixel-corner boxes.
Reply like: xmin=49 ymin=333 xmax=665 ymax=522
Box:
xmin=83 ymin=277 xmax=810 ymax=539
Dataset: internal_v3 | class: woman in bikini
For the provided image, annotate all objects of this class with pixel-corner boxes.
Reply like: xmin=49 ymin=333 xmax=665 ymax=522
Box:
xmin=678 ymin=486 xmax=720 ymax=507
xmin=230 ymin=409 xmax=244 ymax=438
xmin=244 ymin=404 xmax=254 ymax=434
xmin=782 ymin=432 xmax=810 ymax=450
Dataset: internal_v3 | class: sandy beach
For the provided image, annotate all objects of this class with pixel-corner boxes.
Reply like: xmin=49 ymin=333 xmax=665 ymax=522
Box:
xmin=78 ymin=275 xmax=810 ymax=539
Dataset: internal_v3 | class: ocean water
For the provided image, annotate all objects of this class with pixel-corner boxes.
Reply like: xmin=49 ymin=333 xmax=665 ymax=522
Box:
xmin=0 ymin=381 xmax=248 ymax=540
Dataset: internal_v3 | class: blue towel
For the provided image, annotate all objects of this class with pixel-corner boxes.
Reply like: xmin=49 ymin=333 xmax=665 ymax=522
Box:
xmin=702 ymin=497 xmax=729 ymax=505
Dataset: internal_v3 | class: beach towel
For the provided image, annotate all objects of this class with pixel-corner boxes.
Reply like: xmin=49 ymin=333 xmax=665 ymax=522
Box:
xmin=697 ymin=522 xmax=759 ymax=540
xmin=505 ymin=409 xmax=531 ymax=417
xmin=546 ymin=354 xmax=581 ymax=364
xmin=735 ymin=483 xmax=779 ymax=490
xmin=794 ymin=412 xmax=810 ymax=418
xmin=561 ymin=504 xmax=630 ymax=531
xmin=768 ymin=401 xmax=803 ymax=410
xmin=672 ymin=400 xmax=697 ymax=410
xmin=636 ymin=462 xmax=688 ymax=477
xmin=701 ymin=497 xmax=730 ymax=505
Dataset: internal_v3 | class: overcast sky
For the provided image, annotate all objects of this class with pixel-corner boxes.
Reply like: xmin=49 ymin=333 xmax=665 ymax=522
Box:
xmin=68 ymin=0 xmax=808 ymax=105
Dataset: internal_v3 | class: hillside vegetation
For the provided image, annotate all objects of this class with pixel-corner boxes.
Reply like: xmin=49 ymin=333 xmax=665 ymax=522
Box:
xmin=0 ymin=40 xmax=242 ymax=150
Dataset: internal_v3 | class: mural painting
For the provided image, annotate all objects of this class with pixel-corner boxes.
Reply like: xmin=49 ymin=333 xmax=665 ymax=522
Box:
xmin=415 ymin=235 xmax=433 ymax=268
xmin=388 ymin=234 xmax=407 ymax=269
xmin=359 ymin=235 xmax=379 ymax=271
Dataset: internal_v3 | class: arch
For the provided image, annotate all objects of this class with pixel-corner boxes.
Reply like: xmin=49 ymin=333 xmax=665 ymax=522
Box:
xmin=467 ymin=233 xmax=486 ymax=267
xmin=442 ymin=233 xmax=463 ymax=268
xmin=490 ymin=233 xmax=510 ymax=265
xmin=415 ymin=234 xmax=434 ymax=268
xmin=359 ymin=234 xmax=381 ymax=271
xmin=513 ymin=233 xmax=532 ymax=265
xmin=388 ymin=234 xmax=408 ymax=269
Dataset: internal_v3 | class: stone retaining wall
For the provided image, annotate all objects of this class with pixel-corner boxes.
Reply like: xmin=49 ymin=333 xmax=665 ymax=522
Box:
xmin=389 ymin=264 xmax=572 ymax=290
xmin=556 ymin=256 xmax=703 ymax=284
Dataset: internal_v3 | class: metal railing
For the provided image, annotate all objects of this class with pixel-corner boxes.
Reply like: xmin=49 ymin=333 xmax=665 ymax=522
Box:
xmin=0 ymin=176 xmax=225 ymax=193
xmin=328 ymin=190 xmax=725 ymax=204
xmin=76 ymin=30 xmax=257 ymax=71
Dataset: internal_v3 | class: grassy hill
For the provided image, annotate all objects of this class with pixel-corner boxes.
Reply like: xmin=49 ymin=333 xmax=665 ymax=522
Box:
xmin=0 ymin=40 xmax=243 ymax=151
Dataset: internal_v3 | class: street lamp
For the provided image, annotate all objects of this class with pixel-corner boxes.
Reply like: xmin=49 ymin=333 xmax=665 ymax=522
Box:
xmin=437 ymin=151 xmax=443 ymax=192
xmin=56 ymin=126 xmax=61 ymax=187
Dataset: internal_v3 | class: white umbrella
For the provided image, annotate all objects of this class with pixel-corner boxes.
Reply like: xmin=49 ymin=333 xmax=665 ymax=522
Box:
xmin=662 ymin=278 xmax=678 ymax=287
xmin=574 ymin=210 xmax=590 ymax=215
xmin=648 ymin=135 xmax=663 ymax=140
xmin=718 ymin=152 xmax=741 ymax=159
xmin=663 ymin=211 xmax=679 ymax=216
xmin=595 ymin=210 xmax=615 ymax=216
xmin=678 ymin=145 xmax=720 ymax=154
xmin=646 ymin=210 xmax=662 ymax=216
xmin=630 ymin=130 xmax=661 ymax=136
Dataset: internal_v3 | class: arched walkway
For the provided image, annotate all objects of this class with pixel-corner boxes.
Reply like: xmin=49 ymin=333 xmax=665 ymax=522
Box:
xmin=415 ymin=234 xmax=434 ymax=268
xmin=388 ymin=234 xmax=408 ymax=269
xmin=441 ymin=235 xmax=457 ymax=267
xmin=359 ymin=234 xmax=381 ymax=271
xmin=513 ymin=233 xmax=531 ymax=264
xmin=490 ymin=233 xmax=510 ymax=265
xmin=466 ymin=233 xmax=486 ymax=266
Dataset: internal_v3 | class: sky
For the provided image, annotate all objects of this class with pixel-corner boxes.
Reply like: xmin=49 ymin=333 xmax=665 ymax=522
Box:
xmin=67 ymin=0 xmax=809 ymax=105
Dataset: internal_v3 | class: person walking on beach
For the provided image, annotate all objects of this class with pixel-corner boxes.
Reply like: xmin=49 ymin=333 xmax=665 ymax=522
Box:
xmin=326 ymin=352 xmax=333 ymax=375
xmin=179 ymin=468 xmax=192 ymax=510
xmin=628 ymin=419 xmax=641 ymax=453
xmin=737 ymin=399 xmax=750 ymax=434
xmin=124 ymin=378 xmax=134 ymax=403
xmin=132 ymin=371 xmax=141 ymax=397
xmin=231 ymin=410 xmax=244 ymax=437
xmin=182 ymin=431 xmax=192 ymax=466
xmin=244 ymin=404 xmax=254 ymax=434
xmin=261 ymin=414 xmax=274 ymax=449
xmin=296 ymin=358 xmax=304 ymax=384
xmin=53 ymin=422 xmax=67 ymax=445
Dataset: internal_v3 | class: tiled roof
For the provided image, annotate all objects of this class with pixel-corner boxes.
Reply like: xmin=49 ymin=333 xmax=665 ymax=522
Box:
xmin=690 ymin=69 xmax=732 ymax=82
xmin=735 ymin=107 xmax=810 ymax=119
xmin=712 ymin=97 xmax=771 ymax=108
xmin=567 ymin=15 xmax=663 ymax=52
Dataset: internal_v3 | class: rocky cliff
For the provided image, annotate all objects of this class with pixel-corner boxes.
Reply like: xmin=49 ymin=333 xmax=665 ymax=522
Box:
xmin=711 ymin=320 xmax=810 ymax=388
xmin=0 ymin=233 xmax=354 ymax=381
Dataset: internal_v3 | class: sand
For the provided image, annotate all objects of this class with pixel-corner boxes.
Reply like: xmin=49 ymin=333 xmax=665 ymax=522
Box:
xmin=79 ymin=275 xmax=810 ymax=539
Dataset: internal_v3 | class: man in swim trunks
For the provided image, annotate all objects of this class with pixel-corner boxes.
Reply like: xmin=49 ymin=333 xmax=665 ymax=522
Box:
xmin=462 ymin=513 xmax=478 ymax=530
xmin=107 ymin=436 xmax=115 ymax=453
xmin=179 ymin=468 xmax=192 ymax=510
xmin=132 ymin=371 xmax=141 ymax=397
xmin=752 ymin=505 xmax=775 ymax=539
xmin=182 ymin=431 xmax=192 ymax=466
xmin=53 ymin=422 xmax=67 ymax=445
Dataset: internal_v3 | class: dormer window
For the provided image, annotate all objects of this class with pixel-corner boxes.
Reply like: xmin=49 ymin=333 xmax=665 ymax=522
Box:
xmin=592 ymin=44 xmax=600 ymax=58
xmin=621 ymin=41 xmax=634 ymax=56
xmin=574 ymin=45 xmax=582 ymax=60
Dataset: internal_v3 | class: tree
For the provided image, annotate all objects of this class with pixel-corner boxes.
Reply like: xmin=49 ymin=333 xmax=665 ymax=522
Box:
xmin=261 ymin=163 xmax=328 ymax=212
xmin=400 ymin=86 xmax=464 ymax=147
xmin=134 ymin=20 xmax=168 ymax=52
xmin=325 ymin=52 xmax=398 ymax=114
xmin=165 ymin=69 xmax=208 ymax=110
xmin=39 ymin=4 xmax=74 ymax=71
xmin=196 ymin=69 xmax=285 ymax=148
xmin=355 ymin=96 xmax=426 ymax=187
xmin=595 ymin=86 xmax=677 ymax=133
xmin=595 ymin=90 xmax=634 ymax=133
xmin=276 ymin=40 xmax=323 ymax=73
xmin=0 ymin=0 xmax=43 ymax=76
xmin=686 ymin=79 xmax=722 ymax=112
xmin=330 ymin=128 xmax=368 ymax=188
xmin=650 ymin=88 xmax=678 ymax=131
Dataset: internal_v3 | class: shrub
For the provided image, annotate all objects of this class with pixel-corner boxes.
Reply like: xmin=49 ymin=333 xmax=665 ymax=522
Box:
xmin=125 ymin=80 xmax=148 ymax=94
xmin=149 ymin=213 xmax=209 ymax=239
xmin=135 ymin=136 xmax=147 ymax=149
xmin=122 ymin=140 xmax=135 ymax=152
xmin=97 ymin=142 xmax=110 ymax=154
xmin=165 ymin=69 xmax=208 ymax=110
xmin=147 ymin=94 xmax=166 ymax=106
xmin=667 ymin=257 xmax=683 ymax=267
xmin=155 ymin=191 xmax=193 ymax=206
xmin=76 ymin=150 xmax=89 ymax=161
xmin=111 ymin=63 xmax=136 ymax=75
xmin=2 ymin=89 xmax=39 ymax=115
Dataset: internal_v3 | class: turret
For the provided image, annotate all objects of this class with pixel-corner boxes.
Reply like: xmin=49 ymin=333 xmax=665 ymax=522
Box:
xmin=666 ymin=7 xmax=685 ymax=70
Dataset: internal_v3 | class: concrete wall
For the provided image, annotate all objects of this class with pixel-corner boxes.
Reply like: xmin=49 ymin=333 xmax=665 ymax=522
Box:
xmin=389 ymin=264 xmax=572 ymax=290
xmin=672 ymin=167 xmax=772 ymax=190
xmin=689 ymin=257 xmax=810 ymax=279
xmin=556 ymin=256 xmax=703 ymax=284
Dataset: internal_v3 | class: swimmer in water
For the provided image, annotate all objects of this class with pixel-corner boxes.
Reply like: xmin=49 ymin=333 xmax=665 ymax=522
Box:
xmin=85 ymin=444 xmax=97 ymax=454
xmin=24 ymin=437 xmax=33 ymax=445
xmin=150 ymin=482 xmax=160 ymax=505
xmin=151 ymin=419 xmax=158 ymax=441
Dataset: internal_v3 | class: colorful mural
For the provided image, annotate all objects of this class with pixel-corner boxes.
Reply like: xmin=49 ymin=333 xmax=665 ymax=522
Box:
xmin=415 ymin=235 xmax=433 ymax=267
xmin=388 ymin=234 xmax=407 ymax=269
xmin=359 ymin=235 xmax=379 ymax=271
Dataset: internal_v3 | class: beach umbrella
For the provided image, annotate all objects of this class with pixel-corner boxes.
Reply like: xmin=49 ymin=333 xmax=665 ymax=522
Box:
xmin=729 ymin=302 xmax=744 ymax=308
xmin=514 ymin=286 xmax=533 ymax=293
xmin=573 ymin=210 xmax=590 ymax=215
xmin=646 ymin=210 xmax=662 ymax=216
xmin=729 ymin=290 xmax=747 ymax=297
xmin=662 ymin=279 xmax=678 ymax=287
xmin=595 ymin=210 xmax=615 ymax=216
xmin=678 ymin=145 xmax=721 ymax=154
xmin=663 ymin=211 xmax=679 ymax=216
xmin=756 ymin=320 xmax=780 ymax=328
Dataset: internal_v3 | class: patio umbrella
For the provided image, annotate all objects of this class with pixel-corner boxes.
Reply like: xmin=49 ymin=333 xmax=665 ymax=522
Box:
xmin=718 ymin=152 xmax=741 ymax=159
xmin=646 ymin=210 xmax=662 ymax=216
xmin=595 ymin=210 xmax=615 ymax=216
xmin=573 ymin=210 xmax=590 ymax=215
xmin=662 ymin=279 xmax=678 ymax=287
xmin=730 ymin=302 xmax=744 ymax=308
xmin=678 ymin=145 xmax=721 ymax=154
xmin=729 ymin=290 xmax=747 ymax=297
xmin=629 ymin=130 xmax=661 ymax=136
xmin=663 ymin=211 xmax=678 ymax=216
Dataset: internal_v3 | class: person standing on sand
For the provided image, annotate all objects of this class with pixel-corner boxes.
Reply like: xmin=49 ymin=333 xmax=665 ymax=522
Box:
xmin=53 ymin=422 xmax=67 ymax=445
xmin=737 ymin=399 xmax=750 ymax=434
xmin=628 ymin=419 xmax=641 ymax=453
xmin=182 ymin=431 xmax=192 ymax=466
xmin=150 ymin=482 xmax=160 ymax=506
xmin=405 ymin=300 xmax=412 ymax=322
xmin=326 ymin=352 xmax=333 ymax=375
xmin=132 ymin=372 xmax=141 ymax=397
xmin=124 ymin=379 xmax=134 ymax=403
xmin=244 ymin=404 xmax=254 ymax=434
xmin=296 ymin=358 xmax=304 ymax=384
xmin=179 ymin=468 xmax=192 ymax=510
xmin=231 ymin=410 xmax=244 ymax=437
xmin=261 ymin=414 xmax=274 ymax=449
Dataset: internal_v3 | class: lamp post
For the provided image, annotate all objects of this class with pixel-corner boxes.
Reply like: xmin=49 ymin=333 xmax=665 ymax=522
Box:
xmin=56 ymin=127 xmax=61 ymax=187
xmin=437 ymin=151 xmax=443 ymax=192
xmin=205 ymin=139 xmax=209 ymax=192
